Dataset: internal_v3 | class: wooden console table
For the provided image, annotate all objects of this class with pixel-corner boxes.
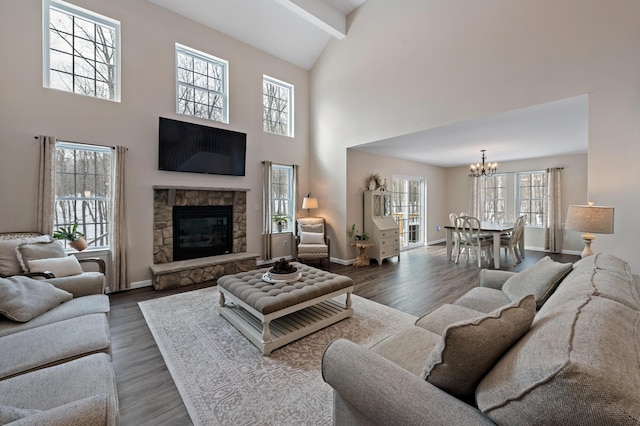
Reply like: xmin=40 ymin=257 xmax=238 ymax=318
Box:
xmin=351 ymin=242 xmax=374 ymax=267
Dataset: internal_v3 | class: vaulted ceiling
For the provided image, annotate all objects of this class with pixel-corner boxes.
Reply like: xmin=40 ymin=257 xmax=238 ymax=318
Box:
xmin=147 ymin=0 xmax=588 ymax=167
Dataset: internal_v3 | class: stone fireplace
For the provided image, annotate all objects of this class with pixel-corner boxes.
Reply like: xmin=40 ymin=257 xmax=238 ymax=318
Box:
xmin=151 ymin=186 xmax=258 ymax=290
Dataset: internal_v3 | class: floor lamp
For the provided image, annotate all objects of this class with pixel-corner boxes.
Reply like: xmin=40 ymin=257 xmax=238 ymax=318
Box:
xmin=565 ymin=202 xmax=614 ymax=258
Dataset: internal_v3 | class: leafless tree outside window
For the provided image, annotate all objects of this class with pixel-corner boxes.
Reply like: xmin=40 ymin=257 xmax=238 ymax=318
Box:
xmin=263 ymin=78 xmax=292 ymax=136
xmin=47 ymin=4 xmax=119 ymax=101
xmin=54 ymin=144 xmax=113 ymax=249
xmin=176 ymin=47 xmax=226 ymax=123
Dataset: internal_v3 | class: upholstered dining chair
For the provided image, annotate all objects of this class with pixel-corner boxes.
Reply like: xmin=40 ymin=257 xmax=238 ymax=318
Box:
xmin=295 ymin=217 xmax=330 ymax=271
xmin=454 ymin=216 xmax=493 ymax=268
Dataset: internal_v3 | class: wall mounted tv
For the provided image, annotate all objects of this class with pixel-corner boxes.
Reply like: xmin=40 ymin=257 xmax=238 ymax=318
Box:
xmin=158 ymin=117 xmax=247 ymax=176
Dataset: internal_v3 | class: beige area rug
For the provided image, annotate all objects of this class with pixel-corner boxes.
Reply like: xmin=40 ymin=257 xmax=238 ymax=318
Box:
xmin=139 ymin=287 xmax=417 ymax=426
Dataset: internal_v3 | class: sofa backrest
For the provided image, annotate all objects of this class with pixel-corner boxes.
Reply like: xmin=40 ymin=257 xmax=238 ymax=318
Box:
xmin=475 ymin=253 xmax=640 ymax=425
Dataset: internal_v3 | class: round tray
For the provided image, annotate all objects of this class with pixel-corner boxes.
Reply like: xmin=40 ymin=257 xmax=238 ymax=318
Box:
xmin=262 ymin=272 xmax=302 ymax=284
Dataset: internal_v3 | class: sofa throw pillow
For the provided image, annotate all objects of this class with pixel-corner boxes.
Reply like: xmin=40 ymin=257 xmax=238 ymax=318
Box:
xmin=0 ymin=276 xmax=72 ymax=322
xmin=0 ymin=235 xmax=52 ymax=276
xmin=300 ymin=231 xmax=325 ymax=245
xmin=502 ymin=256 xmax=573 ymax=308
xmin=28 ymin=255 xmax=83 ymax=277
xmin=421 ymin=294 xmax=536 ymax=399
xmin=15 ymin=240 xmax=67 ymax=273
xmin=0 ymin=405 xmax=41 ymax=424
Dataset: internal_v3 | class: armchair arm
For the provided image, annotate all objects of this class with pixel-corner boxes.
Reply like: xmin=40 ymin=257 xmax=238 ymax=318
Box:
xmin=0 ymin=271 xmax=55 ymax=279
xmin=322 ymin=339 xmax=495 ymax=426
xmin=78 ymin=258 xmax=106 ymax=274
xmin=479 ymin=269 xmax=516 ymax=290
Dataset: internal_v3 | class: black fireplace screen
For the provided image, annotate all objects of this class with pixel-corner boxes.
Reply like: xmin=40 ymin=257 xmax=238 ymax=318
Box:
xmin=172 ymin=205 xmax=233 ymax=261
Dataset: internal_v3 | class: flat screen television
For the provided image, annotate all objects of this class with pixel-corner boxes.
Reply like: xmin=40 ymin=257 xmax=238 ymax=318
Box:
xmin=158 ymin=117 xmax=247 ymax=176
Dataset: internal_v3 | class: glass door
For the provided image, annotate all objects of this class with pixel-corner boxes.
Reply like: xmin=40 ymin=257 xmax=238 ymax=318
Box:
xmin=392 ymin=176 xmax=424 ymax=249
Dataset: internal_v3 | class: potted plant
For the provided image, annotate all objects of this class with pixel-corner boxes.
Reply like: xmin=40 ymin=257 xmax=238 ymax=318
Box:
xmin=347 ymin=224 xmax=369 ymax=241
xmin=53 ymin=222 xmax=88 ymax=251
xmin=273 ymin=214 xmax=289 ymax=232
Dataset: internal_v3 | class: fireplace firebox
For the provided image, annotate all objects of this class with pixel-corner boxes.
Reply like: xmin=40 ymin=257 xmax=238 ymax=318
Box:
xmin=173 ymin=205 xmax=233 ymax=261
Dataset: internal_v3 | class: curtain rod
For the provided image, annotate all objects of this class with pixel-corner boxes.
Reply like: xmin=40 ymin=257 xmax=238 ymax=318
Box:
xmin=34 ymin=136 xmax=126 ymax=150
xmin=492 ymin=167 xmax=564 ymax=174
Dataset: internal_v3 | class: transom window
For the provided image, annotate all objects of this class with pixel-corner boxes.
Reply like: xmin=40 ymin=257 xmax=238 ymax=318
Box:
xmin=176 ymin=43 xmax=229 ymax=123
xmin=516 ymin=171 xmax=546 ymax=227
xmin=271 ymin=165 xmax=293 ymax=232
xmin=480 ymin=174 xmax=507 ymax=222
xmin=43 ymin=0 xmax=121 ymax=101
xmin=54 ymin=142 xmax=113 ymax=250
xmin=263 ymin=75 xmax=294 ymax=137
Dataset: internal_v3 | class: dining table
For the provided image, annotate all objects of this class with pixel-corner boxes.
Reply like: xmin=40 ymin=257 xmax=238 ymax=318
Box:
xmin=445 ymin=222 xmax=524 ymax=269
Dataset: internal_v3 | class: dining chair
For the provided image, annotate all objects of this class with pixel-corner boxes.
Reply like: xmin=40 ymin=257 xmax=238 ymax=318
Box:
xmin=500 ymin=215 xmax=525 ymax=265
xmin=454 ymin=215 xmax=493 ymax=267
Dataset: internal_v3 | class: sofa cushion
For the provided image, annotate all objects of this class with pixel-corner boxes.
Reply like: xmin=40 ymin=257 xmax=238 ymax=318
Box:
xmin=370 ymin=326 xmax=440 ymax=375
xmin=28 ymin=256 xmax=83 ymax=278
xmin=415 ymin=304 xmax=486 ymax=336
xmin=0 ymin=294 xmax=109 ymax=337
xmin=0 ymin=313 xmax=111 ymax=380
xmin=0 ymin=405 xmax=41 ymax=424
xmin=0 ymin=353 xmax=118 ymax=425
xmin=452 ymin=287 xmax=512 ymax=313
xmin=476 ymin=295 xmax=640 ymax=424
xmin=16 ymin=241 xmax=66 ymax=273
xmin=421 ymin=294 xmax=535 ymax=399
xmin=0 ymin=235 xmax=52 ymax=276
xmin=502 ymin=256 xmax=573 ymax=308
xmin=0 ymin=276 xmax=73 ymax=322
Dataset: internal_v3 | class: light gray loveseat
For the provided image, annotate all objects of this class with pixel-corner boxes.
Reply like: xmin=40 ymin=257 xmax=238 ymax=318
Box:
xmin=322 ymin=253 xmax=640 ymax=425
xmin=0 ymin=233 xmax=118 ymax=425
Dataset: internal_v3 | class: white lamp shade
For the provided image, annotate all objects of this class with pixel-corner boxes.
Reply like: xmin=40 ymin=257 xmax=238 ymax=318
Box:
xmin=566 ymin=205 xmax=614 ymax=234
xmin=302 ymin=197 xmax=318 ymax=210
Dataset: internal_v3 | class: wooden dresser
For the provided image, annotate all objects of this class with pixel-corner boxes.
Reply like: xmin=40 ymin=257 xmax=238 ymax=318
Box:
xmin=363 ymin=190 xmax=400 ymax=265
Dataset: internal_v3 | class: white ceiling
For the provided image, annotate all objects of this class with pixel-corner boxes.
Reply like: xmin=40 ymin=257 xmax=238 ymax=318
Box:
xmin=352 ymin=94 xmax=589 ymax=168
xmin=148 ymin=0 xmax=366 ymax=70
xmin=147 ymin=1 xmax=588 ymax=167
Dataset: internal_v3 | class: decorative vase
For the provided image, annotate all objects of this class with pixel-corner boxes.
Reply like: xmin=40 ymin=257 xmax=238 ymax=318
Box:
xmin=70 ymin=237 xmax=88 ymax=251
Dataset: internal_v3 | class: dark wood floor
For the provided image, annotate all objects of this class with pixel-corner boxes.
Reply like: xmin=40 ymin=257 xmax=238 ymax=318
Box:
xmin=109 ymin=244 xmax=579 ymax=425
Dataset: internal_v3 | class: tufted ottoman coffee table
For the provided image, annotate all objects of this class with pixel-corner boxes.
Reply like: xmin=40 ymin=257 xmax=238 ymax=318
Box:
xmin=217 ymin=262 xmax=353 ymax=355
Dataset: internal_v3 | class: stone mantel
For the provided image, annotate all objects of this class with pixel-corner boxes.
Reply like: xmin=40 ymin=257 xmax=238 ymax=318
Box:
xmin=153 ymin=185 xmax=251 ymax=192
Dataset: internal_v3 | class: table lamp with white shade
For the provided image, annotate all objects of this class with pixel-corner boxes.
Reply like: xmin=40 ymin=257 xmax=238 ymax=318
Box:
xmin=565 ymin=202 xmax=614 ymax=258
xmin=302 ymin=195 xmax=318 ymax=217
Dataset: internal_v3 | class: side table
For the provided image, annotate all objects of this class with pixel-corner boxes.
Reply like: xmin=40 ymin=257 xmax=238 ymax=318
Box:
xmin=351 ymin=242 xmax=374 ymax=267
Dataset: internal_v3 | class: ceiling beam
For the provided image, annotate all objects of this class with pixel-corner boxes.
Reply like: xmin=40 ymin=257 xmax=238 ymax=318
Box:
xmin=273 ymin=0 xmax=346 ymax=39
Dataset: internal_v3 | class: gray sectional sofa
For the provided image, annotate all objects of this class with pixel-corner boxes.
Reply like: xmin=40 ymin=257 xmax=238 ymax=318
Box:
xmin=322 ymin=253 xmax=640 ymax=425
xmin=0 ymin=233 xmax=118 ymax=425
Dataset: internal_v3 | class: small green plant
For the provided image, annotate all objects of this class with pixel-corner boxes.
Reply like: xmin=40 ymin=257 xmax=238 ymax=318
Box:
xmin=53 ymin=222 xmax=85 ymax=242
xmin=347 ymin=224 xmax=369 ymax=241
xmin=272 ymin=214 xmax=289 ymax=225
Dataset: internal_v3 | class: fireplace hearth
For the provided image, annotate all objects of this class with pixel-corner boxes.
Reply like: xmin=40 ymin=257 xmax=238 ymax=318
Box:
xmin=173 ymin=205 xmax=233 ymax=261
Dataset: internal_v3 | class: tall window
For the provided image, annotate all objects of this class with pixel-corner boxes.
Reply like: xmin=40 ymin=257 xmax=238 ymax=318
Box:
xmin=43 ymin=0 xmax=120 ymax=101
xmin=263 ymin=75 xmax=294 ymax=137
xmin=271 ymin=165 xmax=293 ymax=232
xmin=176 ymin=44 xmax=228 ymax=123
xmin=480 ymin=174 xmax=507 ymax=222
xmin=516 ymin=171 xmax=546 ymax=227
xmin=54 ymin=142 xmax=113 ymax=249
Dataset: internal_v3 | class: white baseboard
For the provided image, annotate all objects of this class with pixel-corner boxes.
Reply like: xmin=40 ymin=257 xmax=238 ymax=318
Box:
xmin=129 ymin=279 xmax=152 ymax=289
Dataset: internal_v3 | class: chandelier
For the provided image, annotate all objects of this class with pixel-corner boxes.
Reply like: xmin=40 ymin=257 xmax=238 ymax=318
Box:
xmin=469 ymin=149 xmax=498 ymax=177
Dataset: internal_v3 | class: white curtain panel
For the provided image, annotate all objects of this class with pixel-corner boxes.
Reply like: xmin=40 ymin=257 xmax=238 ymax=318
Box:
xmin=469 ymin=176 xmax=482 ymax=219
xmin=36 ymin=136 xmax=56 ymax=235
xmin=111 ymin=146 xmax=128 ymax=291
xmin=545 ymin=167 xmax=563 ymax=253
xmin=262 ymin=161 xmax=273 ymax=260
